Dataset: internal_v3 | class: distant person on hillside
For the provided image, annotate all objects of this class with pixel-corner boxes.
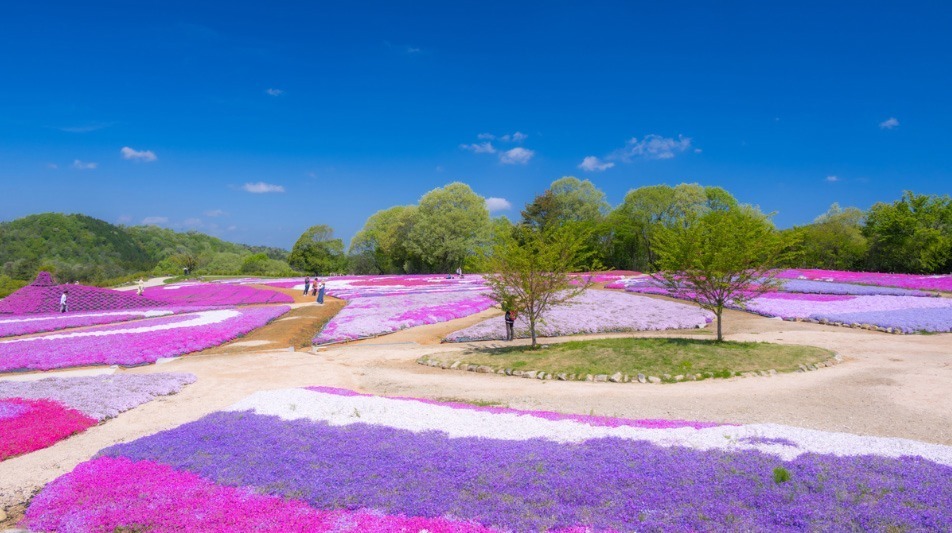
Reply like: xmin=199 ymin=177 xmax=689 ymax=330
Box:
xmin=60 ymin=290 xmax=68 ymax=313
xmin=317 ymin=280 xmax=326 ymax=305
xmin=137 ymin=278 xmax=145 ymax=296
xmin=303 ymin=276 xmax=311 ymax=296
xmin=456 ymin=266 xmax=463 ymax=278
xmin=504 ymin=309 xmax=516 ymax=341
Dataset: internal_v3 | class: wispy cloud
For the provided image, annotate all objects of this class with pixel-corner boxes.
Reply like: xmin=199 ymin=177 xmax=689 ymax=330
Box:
xmin=266 ymin=88 xmax=284 ymax=96
xmin=182 ymin=218 xmax=204 ymax=228
xmin=500 ymin=147 xmax=535 ymax=165
xmin=879 ymin=117 xmax=899 ymax=129
xmin=460 ymin=142 xmax=497 ymax=154
xmin=141 ymin=216 xmax=168 ymax=225
xmin=58 ymin=122 xmax=113 ymax=133
xmin=204 ymin=209 xmax=226 ymax=217
xmin=477 ymin=133 xmax=495 ymax=140
xmin=578 ymin=156 xmax=614 ymax=172
xmin=384 ymin=41 xmax=423 ymax=55
xmin=825 ymin=175 xmax=840 ymax=183
xmin=477 ymin=132 xmax=527 ymax=142
xmin=615 ymin=134 xmax=693 ymax=161
xmin=242 ymin=182 xmax=285 ymax=193
xmin=72 ymin=160 xmax=97 ymax=170
xmin=116 ymin=215 xmax=132 ymax=224
xmin=120 ymin=146 xmax=157 ymax=162
xmin=485 ymin=197 xmax=512 ymax=212
xmin=47 ymin=163 xmax=58 ymax=170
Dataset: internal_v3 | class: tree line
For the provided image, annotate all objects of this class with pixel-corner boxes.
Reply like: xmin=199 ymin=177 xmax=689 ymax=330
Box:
xmin=291 ymin=178 xmax=951 ymax=276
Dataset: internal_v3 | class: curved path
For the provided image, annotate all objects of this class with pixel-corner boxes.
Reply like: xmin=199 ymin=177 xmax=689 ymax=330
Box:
xmin=1 ymin=303 xmax=950 ymax=519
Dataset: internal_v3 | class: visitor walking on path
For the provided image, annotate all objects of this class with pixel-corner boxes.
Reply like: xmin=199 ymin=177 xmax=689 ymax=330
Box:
xmin=303 ymin=276 xmax=311 ymax=296
xmin=60 ymin=290 xmax=68 ymax=313
xmin=504 ymin=309 xmax=516 ymax=341
xmin=137 ymin=278 xmax=145 ymax=296
xmin=316 ymin=281 xmax=326 ymax=304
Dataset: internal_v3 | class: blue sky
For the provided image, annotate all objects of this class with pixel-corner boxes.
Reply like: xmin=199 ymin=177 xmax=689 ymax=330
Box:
xmin=1 ymin=1 xmax=949 ymax=248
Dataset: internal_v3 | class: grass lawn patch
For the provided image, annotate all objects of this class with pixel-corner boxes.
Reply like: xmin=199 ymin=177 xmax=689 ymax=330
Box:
xmin=451 ymin=337 xmax=833 ymax=380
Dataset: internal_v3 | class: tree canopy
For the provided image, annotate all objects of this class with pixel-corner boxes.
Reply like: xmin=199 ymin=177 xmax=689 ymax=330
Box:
xmin=288 ymin=224 xmax=347 ymax=275
xmin=405 ymin=182 xmax=491 ymax=273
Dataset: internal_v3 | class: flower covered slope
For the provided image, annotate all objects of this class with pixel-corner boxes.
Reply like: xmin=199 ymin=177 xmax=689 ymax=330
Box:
xmin=0 ymin=373 xmax=195 ymax=461
xmin=143 ymin=282 xmax=293 ymax=306
xmin=0 ymin=272 xmax=167 ymax=315
xmin=446 ymin=289 xmax=712 ymax=342
xmin=25 ymin=387 xmax=952 ymax=531
xmin=777 ymin=268 xmax=952 ymax=293
xmin=312 ymin=275 xmax=494 ymax=344
xmin=621 ymin=275 xmax=952 ymax=333
xmin=0 ymin=306 xmax=289 ymax=372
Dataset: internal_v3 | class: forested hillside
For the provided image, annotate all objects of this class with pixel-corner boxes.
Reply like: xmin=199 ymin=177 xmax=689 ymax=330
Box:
xmin=0 ymin=213 xmax=292 ymax=289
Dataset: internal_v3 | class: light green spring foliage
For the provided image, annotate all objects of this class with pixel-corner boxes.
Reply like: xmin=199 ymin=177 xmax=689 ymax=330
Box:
xmin=483 ymin=224 xmax=599 ymax=347
xmin=404 ymin=182 xmax=491 ymax=273
xmin=863 ymin=191 xmax=952 ymax=274
xmin=783 ymin=203 xmax=868 ymax=271
xmin=653 ymin=206 xmax=799 ymax=341
xmin=288 ymin=224 xmax=347 ymax=275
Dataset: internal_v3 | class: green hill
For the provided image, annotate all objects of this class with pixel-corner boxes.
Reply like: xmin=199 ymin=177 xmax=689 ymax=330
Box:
xmin=0 ymin=213 xmax=292 ymax=288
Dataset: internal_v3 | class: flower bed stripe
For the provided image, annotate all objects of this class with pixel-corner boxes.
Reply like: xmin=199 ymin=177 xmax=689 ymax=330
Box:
xmin=226 ymin=388 xmax=952 ymax=466
xmin=446 ymin=290 xmax=712 ymax=342
xmin=144 ymin=283 xmax=293 ymax=306
xmin=25 ymin=456 xmax=496 ymax=533
xmin=777 ymin=268 xmax=952 ymax=292
xmin=0 ymin=306 xmax=290 ymax=371
xmin=0 ymin=398 xmax=97 ymax=460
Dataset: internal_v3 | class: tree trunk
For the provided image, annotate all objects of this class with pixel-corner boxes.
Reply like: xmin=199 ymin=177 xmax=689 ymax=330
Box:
xmin=715 ymin=308 xmax=723 ymax=342
xmin=529 ymin=316 xmax=537 ymax=347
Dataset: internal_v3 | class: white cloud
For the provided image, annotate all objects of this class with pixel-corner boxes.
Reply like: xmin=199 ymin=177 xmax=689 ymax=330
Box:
xmin=825 ymin=175 xmax=840 ymax=182
xmin=47 ymin=163 xmax=58 ymax=169
xmin=204 ymin=209 xmax=226 ymax=217
xmin=141 ymin=216 xmax=168 ymax=225
xmin=120 ymin=146 xmax=157 ymax=162
xmin=72 ymin=160 xmax=97 ymax=170
xmin=578 ymin=156 xmax=614 ymax=172
xmin=500 ymin=131 xmax=527 ymax=142
xmin=879 ymin=117 xmax=899 ymax=129
xmin=58 ymin=122 xmax=112 ymax=133
xmin=500 ymin=147 xmax=535 ymax=165
xmin=616 ymin=134 xmax=692 ymax=160
xmin=242 ymin=182 xmax=285 ymax=193
xmin=477 ymin=133 xmax=495 ymax=140
xmin=266 ymin=88 xmax=284 ymax=96
xmin=460 ymin=142 xmax=497 ymax=154
xmin=116 ymin=215 xmax=132 ymax=224
xmin=485 ymin=197 xmax=512 ymax=212
xmin=183 ymin=218 xmax=203 ymax=228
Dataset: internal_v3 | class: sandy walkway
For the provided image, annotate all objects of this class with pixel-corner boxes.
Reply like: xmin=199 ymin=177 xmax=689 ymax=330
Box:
xmin=1 ymin=301 xmax=950 ymax=520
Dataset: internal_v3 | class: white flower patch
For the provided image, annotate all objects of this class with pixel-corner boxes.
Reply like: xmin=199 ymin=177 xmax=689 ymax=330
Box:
xmin=2 ymin=310 xmax=240 ymax=344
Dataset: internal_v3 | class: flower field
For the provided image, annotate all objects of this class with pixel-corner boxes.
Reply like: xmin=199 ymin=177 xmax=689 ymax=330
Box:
xmin=622 ymin=276 xmax=952 ymax=333
xmin=777 ymin=268 xmax=952 ymax=292
xmin=0 ymin=307 xmax=231 ymax=338
xmin=0 ymin=272 xmax=167 ymax=315
xmin=0 ymin=306 xmax=290 ymax=372
xmin=0 ymin=373 xmax=194 ymax=461
xmin=143 ymin=283 xmax=293 ymax=306
xmin=310 ymin=275 xmax=495 ymax=344
xmin=446 ymin=289 xmax=713 ymax=342
xmin=23 ymin=387 xmax=952 ymax=531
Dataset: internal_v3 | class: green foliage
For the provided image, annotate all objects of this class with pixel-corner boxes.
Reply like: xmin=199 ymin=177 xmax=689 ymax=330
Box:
xmin=773 ymin=467 xmax=792 ymax=484
xmin=288 ymin=224 xmax=347 ymax=275
xmin=863 ymin=192 xmax=952 ymax=274
xmin=0 ymin=274 xmax=28 ymax=298
xmin=783 ymin=204 xmax=868 ymax=271
xmin=405 ymin=182 xmax=491 ymax=273
xmin=347 ymin=205 xmax=418 ymax=274
xmin=483 ymin=224 xmax=600 ymax=347
xmin=609 ymin=183 xmax=739 ymax=271
xmin=654 ymin=206 xmax=798 ymax=341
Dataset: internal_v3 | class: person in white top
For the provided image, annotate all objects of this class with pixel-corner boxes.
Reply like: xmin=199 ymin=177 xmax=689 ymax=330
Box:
xmin=60 ymin=290 xmax=68 ymax=313
xmin=137 ymin=279 xmax=145 ymax=296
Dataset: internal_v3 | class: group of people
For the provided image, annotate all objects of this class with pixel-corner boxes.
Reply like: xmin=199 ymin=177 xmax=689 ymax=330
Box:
xmin=303 ymin=277 xmax=326 ymax=304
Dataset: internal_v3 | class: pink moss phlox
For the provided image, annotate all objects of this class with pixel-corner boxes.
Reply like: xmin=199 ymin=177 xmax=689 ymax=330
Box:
xmin=758 ymin=292 xmax=855 ymax=302
xmin=25 ymin=456 xmax=500 ymax=532
xmin=305 ymin=386 xmax=727 ymax=430
xmin=144 ymin=283 xmax=293 ymax=306
xmin=0 ymin=398 xmax=97 ymax=461
xmin=776 ymin=268 xmax=952 ymax=292
xmin=0 ymin=274 xmax=167 ymax=315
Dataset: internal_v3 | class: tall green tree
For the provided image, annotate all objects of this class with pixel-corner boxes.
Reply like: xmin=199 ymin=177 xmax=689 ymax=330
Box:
xmin=863 ymin=192 xmax=952 ymax=273
xmin=406 ymin=182 xmax=490 ymax=273
xmin=483 ymin=225 xmax=599 ymax=347
xmin=289 ymin=224 xmax=346 ymax=275
xmin=785 ymin=204 xmax=867 ymax=270
xmin=348 ymin=205 xmax=418 ymax=274
xmin=610 ymin=184 xmax=738 ymax=271
xmin=654 ymin=207 xmax=797 ymax=342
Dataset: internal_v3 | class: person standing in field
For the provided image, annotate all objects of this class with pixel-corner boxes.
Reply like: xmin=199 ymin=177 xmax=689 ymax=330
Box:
xmin=60 ymin=290 xmax=68 ymax=313
xmin=504 ymin=308 xmax=516 ymax=341
xmin=316 ymin=280 xmax=326 ymax=305
xmin=303 ymin=276 xmax=311 ymax=296
xmin=137 ymin=278 xmax=145 ymax=296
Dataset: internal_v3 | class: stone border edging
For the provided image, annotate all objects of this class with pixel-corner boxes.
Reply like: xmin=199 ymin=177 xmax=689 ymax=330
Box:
xmin=416 ymin=353 xmax=843 ymax=384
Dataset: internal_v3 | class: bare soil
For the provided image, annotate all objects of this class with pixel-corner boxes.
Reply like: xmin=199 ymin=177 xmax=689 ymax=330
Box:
xmin=1 ymin=288 xmax=950 ymax=526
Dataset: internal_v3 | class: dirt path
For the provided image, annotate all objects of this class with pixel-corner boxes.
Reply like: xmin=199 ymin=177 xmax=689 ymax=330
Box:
xmin=1 ymin=295 xmax=950 ymax=521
